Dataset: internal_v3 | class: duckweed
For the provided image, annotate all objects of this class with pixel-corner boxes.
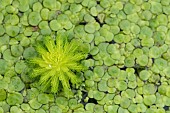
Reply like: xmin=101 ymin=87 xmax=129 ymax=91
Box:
xmin=0 ymin=0 xmax=170 ymax=112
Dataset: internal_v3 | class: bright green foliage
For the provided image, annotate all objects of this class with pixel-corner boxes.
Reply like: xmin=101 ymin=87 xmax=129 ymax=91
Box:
xmin=29 ymin=35 xmax=86 ymax=94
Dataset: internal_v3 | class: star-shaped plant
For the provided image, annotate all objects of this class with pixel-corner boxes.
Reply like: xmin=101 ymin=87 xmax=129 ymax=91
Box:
xmin=29 ymin=35 xmax=86 ymax=94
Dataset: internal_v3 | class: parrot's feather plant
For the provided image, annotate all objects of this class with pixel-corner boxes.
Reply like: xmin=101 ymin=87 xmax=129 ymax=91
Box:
xmin=29 ymin=35 xmax=86 ymax=95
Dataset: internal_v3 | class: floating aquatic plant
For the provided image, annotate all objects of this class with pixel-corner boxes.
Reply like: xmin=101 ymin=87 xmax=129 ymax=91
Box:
xmin=29 ymin=35 xmax=86 ymax=95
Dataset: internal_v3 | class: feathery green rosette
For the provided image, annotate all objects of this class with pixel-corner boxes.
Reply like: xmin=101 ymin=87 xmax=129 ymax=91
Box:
xmin=29 ymin=35 xmax=86 ymax=96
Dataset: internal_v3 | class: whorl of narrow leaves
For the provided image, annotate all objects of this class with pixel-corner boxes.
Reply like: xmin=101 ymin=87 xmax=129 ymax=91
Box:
xmin=29 ymin=35 xmax=86 ymax=95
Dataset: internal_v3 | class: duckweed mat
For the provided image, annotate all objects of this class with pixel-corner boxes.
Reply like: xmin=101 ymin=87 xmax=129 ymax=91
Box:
xmin=0 ymin=0 xmax=170 ymax=113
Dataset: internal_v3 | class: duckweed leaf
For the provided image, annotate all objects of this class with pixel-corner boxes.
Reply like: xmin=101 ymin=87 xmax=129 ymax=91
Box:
xmin=157 ymin=14 xmax=168 ymax=26
xmin=7 ymin=92 xmax=23 ymax=105
xmin=143 ymin=95 xmax=156 ymax=106
xmin=125 ymin=56 xmax=135 ymax=67
xmin=29 ymin=98 xmax=42 ymax=110
xmin=8 ymin=76 xmax=25 ymax=91
xmin=93 ymin=90 xmax=105 ymax=101
xmin=50 ymin=106 xmax=62 ymax=113
xmin=33 ymin=2 xmax=42 ymax=12
xmin=107 ymin=78 xmax=116 ymax=88
xmin=94 ymin=104 xmax=104 ymax=113
xmin=20 ymin=37 xmax=30 ymax=47
xmin=56 ymin=97 xmax=68 ymax=110
xmin=85 ymin=23 xmax=96 ymax=33
xmin=37 ymin=93 xmax=49 ymax=104
xmin=119 ymin=19 xmax=131 ymax=31
xmin=140 ymin=26 xmax=153 ymax=38
xmin=0 ymin=59 xmax=9 ymax=75
xmin=0 ymin=25 xmax=5 ymax=36
xmin=49 ymin=20 xmax=62 ymax=31
xmin=163 ymin=67 xmax=170 ymax=78
xmin=118 ymin=107 xmax=129 ymax=113
xmin=130 ymin=24 xmax=140 ymax=34
xmin=107 ymin=105 xmax=119 ymax=113
xmin=93 ymin=66 xmax=105 ymax=78
xmin=143 ymin=84 xmax=156 ymax=95
xmin=114 ymin=34 xmax=125 ymax=44
xmin=23 ymin=47 xmax=37 ymax=59
xmin=100 ymin=0 xmax=110 ymax=8
xmin=10 ymin=106 xmax=23 ymax=113
xmin=40 ymin=8 xmax=49 ymax=20
xmin=21 ymin=103 xmax=30 ymax=111
xmin=70 ymin=3 xmax=82 ymax=13
xmin=90 ymin=6 xmax=98 ymax=16
xmin=35 ymin=109 xmax=46 ymax=113
xmin=43 ymin=0 xmax=57 ymax=10
xmin=137 ymin=103 xmax=147 ymax=112
xmin=28 ymin=12 xmax=42 ymax=26
xmin=0 ymin=89 xmax=6 ymax=101
xmin=128 ymin=81 xmax=136 ymax=90
xmin=124 ymin=2 xmax=136 ymax=14
xmin=149 ymin=46 xmax=161 ymax=58
xmin=18 ymin=0 xmax=29 ymax=12
xmin=26 ymin=88 xmax=39 ymax=101
xmin=120 ymin=97 xmax=131 ymax=108
xmin=136 ymin=54 xmax=148 ymax=66
xmin=0 ymin=107 xmax=4 ymax=113
xmin=5 ymin=25 xmax=20 ymax=37
xmin=98 ymin=80 xmax=108 ymax=92
xmin=118 ymin=71 xmax=127 ymax=81
xmin=85 ymin=103 xmax=95 ymax=112
xmin=155 ymin=58 xmax=167 ymax=71
xmin=85 ymin=80 xmax=94 ymax=88
xmin=11 ymin=45 xmax=24 ymax=57
xmin=104 ymin=56 xmax=115 ymax=66
xmin=108 ymin=66 xmax=120 ymax=78
xmin=139 ymin=70 xmax=151 ymax=81
xmin=128 ymin=104 xmax=138 ymax=113
xmin=116 ymin=81 xmax=127 ymax=91
xmin=141 ymin=37 xmax=154 ymax=47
